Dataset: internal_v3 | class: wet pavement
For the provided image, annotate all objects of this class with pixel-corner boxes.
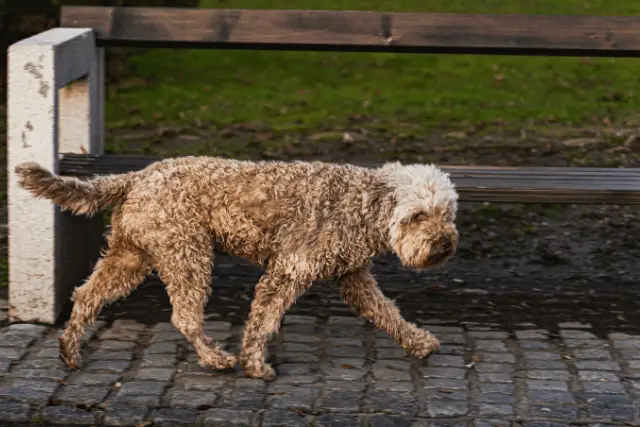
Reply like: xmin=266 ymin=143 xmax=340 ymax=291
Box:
xmin=0 ymin=254 xmax=639 ymax=426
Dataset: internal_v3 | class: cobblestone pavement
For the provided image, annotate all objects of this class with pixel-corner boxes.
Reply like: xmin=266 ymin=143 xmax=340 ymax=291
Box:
xmin=0 ymin=255 xmax=639 ymax=426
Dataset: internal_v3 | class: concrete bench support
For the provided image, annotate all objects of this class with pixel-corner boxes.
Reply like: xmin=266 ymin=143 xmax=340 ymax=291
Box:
xmin=8 ymin=28 xmax=105 ymax=324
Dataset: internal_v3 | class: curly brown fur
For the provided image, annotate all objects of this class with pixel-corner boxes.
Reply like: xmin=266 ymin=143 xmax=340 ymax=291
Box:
xmin=15 ymin=156 xmax=458 ymax=380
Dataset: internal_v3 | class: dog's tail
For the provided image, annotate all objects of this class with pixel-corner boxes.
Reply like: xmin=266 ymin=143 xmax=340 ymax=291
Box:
xmin=14 ymin=162 xmax=134 ymax=216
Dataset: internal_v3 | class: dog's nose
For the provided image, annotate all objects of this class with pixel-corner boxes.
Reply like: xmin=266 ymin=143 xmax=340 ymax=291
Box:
xmin=443 ymin=240 xmax=453 ymax=252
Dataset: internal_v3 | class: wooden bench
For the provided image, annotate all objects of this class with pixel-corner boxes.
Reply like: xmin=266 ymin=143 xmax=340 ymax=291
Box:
xmin=8 ymin=6 xmax=640 ymax=324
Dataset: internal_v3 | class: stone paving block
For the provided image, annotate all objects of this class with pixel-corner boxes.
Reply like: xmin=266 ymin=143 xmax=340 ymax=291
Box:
xmin=363 ymin=391 xmax=419 ymax=416
xmin=111 ymin=319 xmax=146 ymax=331
xmin=527 ymin=404 xmax=580 ymax=419
xmin=35 ymin=347 xmax=62 ymax=359
xmin=0 ymin=347 xmax=26 ymax=360
xmin=376 ymin=348 xmax=410 ymax=360
xmin=527 ymin=390 xmax=575 ymax=403
xmin=559 ymin=329 xmax=597 ymax=339
xmin=525 ymin=360 xmax=568 ymax=370
xmin=315 ymin=413 xmax=361 ymax=427
xmin=104 ymin=404 xmax=148 ymax=425
xmin=0 ymin=334 xmax=35 ymax=349
xmin=140 ymin=354 xmax=178 ymax=368
xmin=85 ymin=360 xmax=131 ymax=374
xmin=427 ymin=355 xmax=465 ymax=367
xmin=582 ymin=381 xmax=626 ymax=394
xmin=373 ymin=381 xmax=414 ymax=392
xmin=578 ymin=371 xmax=619 ymax=382
xmin=0 ymin=358 xmax=10 ymax=374
xmin=478 ymin=404 xmax=515 ymax=416
xmin=318 ymin=390 xmax=363 ymax=412
xmin=118 ymin=380 xmax=168 ymax=396
xmin=478 ymin=383 xmax=514 ymax=394
xmin=152 ymin=407 xmax=199 ymax=426
xmin=422 ymin=400 xmax=469 ymax=417
xmin=469 ymin=331 xmax=509 ymax=340
xmin=199 ymin=408 xmax=254 ymax=426
xmin=99 ymin=328 xmax=141 ymax=341
xmin=5 ymin=323 xmax=50 ymax=337
xmin=563 ymin=339 xmax=606 ymax=348
xmin=515 ymin=330 xmax=548 ymax=340
xmin=474 ymin=420 xmax=511 ymax=427
xmin=373 ymin=367 xmax=412 ymax=381
xmin=519 ymin=340 xmax=552 ymax=350
xmin=479 ymin=353 xmax=516 ymax=364
xmin=52 ymin=385 xmax=110 ymax=407
xmin=136 ymin=367 xmax=176 ymax=382
xmin=90 ymin=350 xmax=135 ymax=361
xmin=98 ymin=340 xmax=136 ymax=352
xmin=477 ymin=373 xmax=513 ymax=384
xmin=110 ymin=394 xmax=161 ymax=408
xmin=524 ymin=370 xmax=570 ymax=380
xmin=366 ymin=414 xmax=413 ymax=427
xmin=41 ymin=405 xmax=98 ymax=424
xmin=438 ymin=334 xmax=466 ymax=345
xmin=572 ymin=348 xmax=612 ymax=360
xmin=267 ymin=384 xmax=315 ymax=411
xmin=323 ymin=366 xmax=367 ymax=381
xmin=422 ymin=367 xmax=467 ymax=380
xmin=526 ymin=380 xmax=568 ymax=391
xmin=476 ymin=393 xmax=517 ymax=405
xmin=475 ymin=341 xmax=509 ymax=353
xmin=0 ymin=385 xmax=53 ymax=405
xmin=218 ymin=388 xmax=266 ymax=409
xmin=262 ymin=410 xmax=309 ymax=427
xmin=324 ymin=381 xmax=366 ymax=392
xmin=475 ymin=363 xmax=514 ymax=374
xmin=438 ymin=345 xmax=465 ymax=356
xmin=422 ymin=389 xmax=469 ymax=401
xmin=168 ymin=389 xmax=218 ymax=409
xmin=144 ymin=342 xmax=178 ymax=355
xmin=422 ymin=378 xmax=468 ymax=390
xmin=575 ymin=360 xmax=621 ymax=371
xmin=522 ymin=351 xmax=562 ymax=361
xmin=0 ymin=400 xmax=31 ymax=422
xmin=612 ymin=339 xmax=640 ymax=349
xmin=69 ymin=373 xmax=120 ymax=386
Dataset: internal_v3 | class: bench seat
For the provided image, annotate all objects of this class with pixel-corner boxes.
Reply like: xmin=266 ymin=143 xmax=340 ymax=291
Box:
xmin=60 ymin=153 xmax=640 ymax=205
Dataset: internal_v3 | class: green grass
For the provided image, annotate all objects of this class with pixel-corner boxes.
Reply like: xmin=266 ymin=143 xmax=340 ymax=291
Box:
xmin=105 ymin=0 xmax=640 ymax=138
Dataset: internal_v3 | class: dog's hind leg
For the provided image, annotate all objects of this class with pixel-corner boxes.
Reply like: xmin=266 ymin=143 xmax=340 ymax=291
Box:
xmin=339 ymin=266 xmax=440 ymax=358
xmin=155 ymin=239 xmax=237 ymax=371
xmin=59 ymin=240 xmax=151 ymax=369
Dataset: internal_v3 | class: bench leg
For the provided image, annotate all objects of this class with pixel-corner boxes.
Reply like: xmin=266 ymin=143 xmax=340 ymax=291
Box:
xmin=8 ymin=28 xmax=105 ymax=324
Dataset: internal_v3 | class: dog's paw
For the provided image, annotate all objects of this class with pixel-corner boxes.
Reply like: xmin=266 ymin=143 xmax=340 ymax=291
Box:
xmin=241 ymin=361 xmax=277 ymax=381
xmin=405 ymin=328 xmax=440 ymax=358
xmin=200 ymin=352 xmax=238 ymax=370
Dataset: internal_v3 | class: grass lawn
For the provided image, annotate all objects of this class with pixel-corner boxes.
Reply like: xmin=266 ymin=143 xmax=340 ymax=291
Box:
xmin=105 ymin=0 xmax=640 ymax=144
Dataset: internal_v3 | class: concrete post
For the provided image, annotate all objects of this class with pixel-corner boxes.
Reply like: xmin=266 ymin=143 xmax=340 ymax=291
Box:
xmin=8 ymin=28 xmax=105 ymax=324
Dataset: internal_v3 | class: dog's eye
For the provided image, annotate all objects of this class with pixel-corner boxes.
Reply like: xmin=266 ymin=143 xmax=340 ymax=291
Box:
xmin=412 ymin=212 xmax=429 ymax=222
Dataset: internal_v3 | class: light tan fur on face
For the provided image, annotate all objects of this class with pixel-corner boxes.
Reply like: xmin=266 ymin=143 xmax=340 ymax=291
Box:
xmin=15 ymin=156 xmax=458 ymax=381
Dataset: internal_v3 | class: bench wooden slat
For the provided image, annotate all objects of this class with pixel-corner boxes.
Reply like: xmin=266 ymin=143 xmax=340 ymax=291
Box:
xmin=60 ymin=6 xmax=640 ymax=57
xmin=58 ymin=154 xmax=640 ymax=205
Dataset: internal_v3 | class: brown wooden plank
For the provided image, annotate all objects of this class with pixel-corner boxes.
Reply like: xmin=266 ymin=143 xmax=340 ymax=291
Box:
xmin=60 ymin=6 xmax=640 ymax=56
xmin=58 ymin=154 xmax=640 ymax=205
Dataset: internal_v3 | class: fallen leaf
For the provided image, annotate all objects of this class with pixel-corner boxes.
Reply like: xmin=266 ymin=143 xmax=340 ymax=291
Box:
xmin=472 ymin=355 xmax=483 ymax=363
xmin=340 ymin=364 xmax=355 ymax=369
xmin=437 ymin=388 xmax=454 ymax=394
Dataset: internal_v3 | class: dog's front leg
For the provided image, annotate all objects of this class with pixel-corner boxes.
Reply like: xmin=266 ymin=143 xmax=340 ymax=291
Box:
xmin=339 ymin=267 xmax=440 ymax=358
xmin=239 ymin=273 xmax=311 ymax=381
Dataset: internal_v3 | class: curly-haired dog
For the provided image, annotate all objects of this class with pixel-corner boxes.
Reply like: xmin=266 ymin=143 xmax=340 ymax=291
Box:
xmin=15 ymin=156 xmax=458 ymax=380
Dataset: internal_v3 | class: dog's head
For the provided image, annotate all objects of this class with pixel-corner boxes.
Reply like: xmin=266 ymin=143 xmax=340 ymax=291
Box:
xmin=379 ymin=162 xmax=459 ymax=269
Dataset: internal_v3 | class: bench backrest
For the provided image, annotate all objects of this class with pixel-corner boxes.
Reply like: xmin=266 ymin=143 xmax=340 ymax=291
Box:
xmin=61 ymin=6 xmax=640 ymax=57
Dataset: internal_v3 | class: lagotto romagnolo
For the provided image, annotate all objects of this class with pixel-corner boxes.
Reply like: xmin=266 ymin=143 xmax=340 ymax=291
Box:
xmin=15 ymin=156 xmax=459 ymax=381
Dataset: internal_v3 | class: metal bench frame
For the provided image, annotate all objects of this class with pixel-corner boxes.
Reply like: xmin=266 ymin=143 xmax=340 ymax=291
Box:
xmin=8 ymin=6 xmax=640 ymax=323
